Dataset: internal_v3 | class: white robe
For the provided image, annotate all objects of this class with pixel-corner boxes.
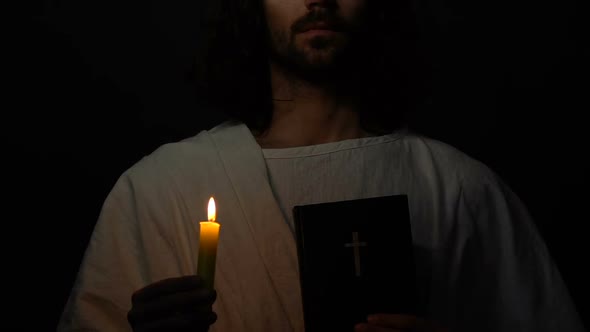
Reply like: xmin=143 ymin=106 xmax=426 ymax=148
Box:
xmin=57 ymin=121 xmax=584 ymax=332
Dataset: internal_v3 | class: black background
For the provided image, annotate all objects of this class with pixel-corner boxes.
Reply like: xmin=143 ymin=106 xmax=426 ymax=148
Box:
xmin=8 ymin=0 xmax=589 ymax=330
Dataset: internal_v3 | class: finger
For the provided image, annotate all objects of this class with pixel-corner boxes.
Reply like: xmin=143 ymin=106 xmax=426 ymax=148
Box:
xmin=128 ymin=289 xmax=216 ymax=326
xmin=134 ymin=311 xmax=217 ymax=332
xmin=354 ymin=323 xmax=403 ymax=332
xmin=132 ymin=275 xmax=204 ymax=305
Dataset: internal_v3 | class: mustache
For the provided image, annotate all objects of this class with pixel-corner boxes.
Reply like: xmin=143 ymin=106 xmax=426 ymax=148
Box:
xmin=291 ymin=10 xmax=350 ymax=34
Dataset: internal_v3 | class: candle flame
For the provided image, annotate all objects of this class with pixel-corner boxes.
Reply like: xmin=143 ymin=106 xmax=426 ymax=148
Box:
xmin=208 ymin=197 xmax=216 ymax=222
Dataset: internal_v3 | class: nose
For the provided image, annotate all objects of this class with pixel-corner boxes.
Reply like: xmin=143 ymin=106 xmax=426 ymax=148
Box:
xmin=304 ymin=0 xmax=337 ymax=10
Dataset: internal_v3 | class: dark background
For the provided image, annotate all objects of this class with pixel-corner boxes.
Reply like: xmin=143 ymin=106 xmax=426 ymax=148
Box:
xmin=8 ymin=0 xmax=588 ymax=330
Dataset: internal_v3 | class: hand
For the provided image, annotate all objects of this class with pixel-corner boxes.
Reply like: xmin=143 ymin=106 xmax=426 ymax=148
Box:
xmin=127 ymin=275 xmax=217 ymax=332
xmin=355 ymin=314 xmax=449 ymax=332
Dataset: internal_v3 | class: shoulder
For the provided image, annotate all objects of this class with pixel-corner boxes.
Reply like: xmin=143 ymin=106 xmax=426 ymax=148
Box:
xmin=396 ymin=132 xmax=524 ymax=223
xmin=106 ymin=123 xmax=227 ymax=200
xmin=401 ymin=133 xmax=532 ymax=228
xmin=397 ymin=132 xmax=500 ymax=188
xmin=124 ymin=121 xmax=244 ymax=182
xmin=123 ymin=131 xmax=211 ymax=181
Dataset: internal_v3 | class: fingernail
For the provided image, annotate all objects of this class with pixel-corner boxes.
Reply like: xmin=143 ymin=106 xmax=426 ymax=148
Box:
xmin=367 ymin=314 xmax=378 ymax=323
xmin=354 ymin=323 xmax=366 ymax=332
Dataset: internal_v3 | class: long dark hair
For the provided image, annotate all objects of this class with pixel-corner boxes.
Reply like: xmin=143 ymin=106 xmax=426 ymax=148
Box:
xmin=192 ymin=0 xmax=431 ymax=135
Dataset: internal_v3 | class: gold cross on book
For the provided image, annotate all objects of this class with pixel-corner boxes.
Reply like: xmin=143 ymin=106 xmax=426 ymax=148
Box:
xmin=344 ymin=231 xmax=368 ymax=277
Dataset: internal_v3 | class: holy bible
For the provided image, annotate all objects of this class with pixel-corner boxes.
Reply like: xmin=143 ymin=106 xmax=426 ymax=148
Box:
xmin=293 ymin=195 xmax=417 ymax=332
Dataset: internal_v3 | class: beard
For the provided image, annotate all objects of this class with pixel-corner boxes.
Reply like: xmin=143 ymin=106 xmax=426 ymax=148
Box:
xmin=267 ymin=11 xmax=368 ymax=86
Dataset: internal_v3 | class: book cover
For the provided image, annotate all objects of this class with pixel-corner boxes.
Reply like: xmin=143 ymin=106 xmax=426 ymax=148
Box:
xmin=293 ymin=195 xmax=417 ymax=332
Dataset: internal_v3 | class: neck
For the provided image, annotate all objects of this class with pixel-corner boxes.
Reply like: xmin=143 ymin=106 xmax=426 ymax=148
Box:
xmin=255 ymin=61 xmax=371 ymax=149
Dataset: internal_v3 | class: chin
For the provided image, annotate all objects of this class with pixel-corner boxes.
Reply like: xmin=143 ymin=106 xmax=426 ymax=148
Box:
xmin=294 ymin=60 xmax=349 ymax=83
xmin=298 ymin=43 xmax=348 ymax=67
xmin=274 ymin=36 xmax=359 ymax=80
xmin=302 ymin=53 xmax=339 ymax=68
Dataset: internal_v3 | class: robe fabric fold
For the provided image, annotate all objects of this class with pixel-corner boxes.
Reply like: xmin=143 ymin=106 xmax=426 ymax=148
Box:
xmin=57 ymin=121 xmax=584 ymax=332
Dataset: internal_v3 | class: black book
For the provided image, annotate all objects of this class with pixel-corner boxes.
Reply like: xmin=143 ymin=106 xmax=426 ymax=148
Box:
xmin=293 ymin=195 xmax=417 ymax=332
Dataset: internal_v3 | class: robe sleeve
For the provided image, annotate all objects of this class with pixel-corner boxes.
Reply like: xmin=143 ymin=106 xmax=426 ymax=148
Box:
xmin=452 ymin=168 xmax=585 ymax=332
xmin=56 ymin=171 xmax=184 ymax=332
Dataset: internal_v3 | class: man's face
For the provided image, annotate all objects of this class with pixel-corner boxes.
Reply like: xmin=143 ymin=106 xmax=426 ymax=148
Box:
xmin=264 ymin=0 xmax=369 ymax=79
